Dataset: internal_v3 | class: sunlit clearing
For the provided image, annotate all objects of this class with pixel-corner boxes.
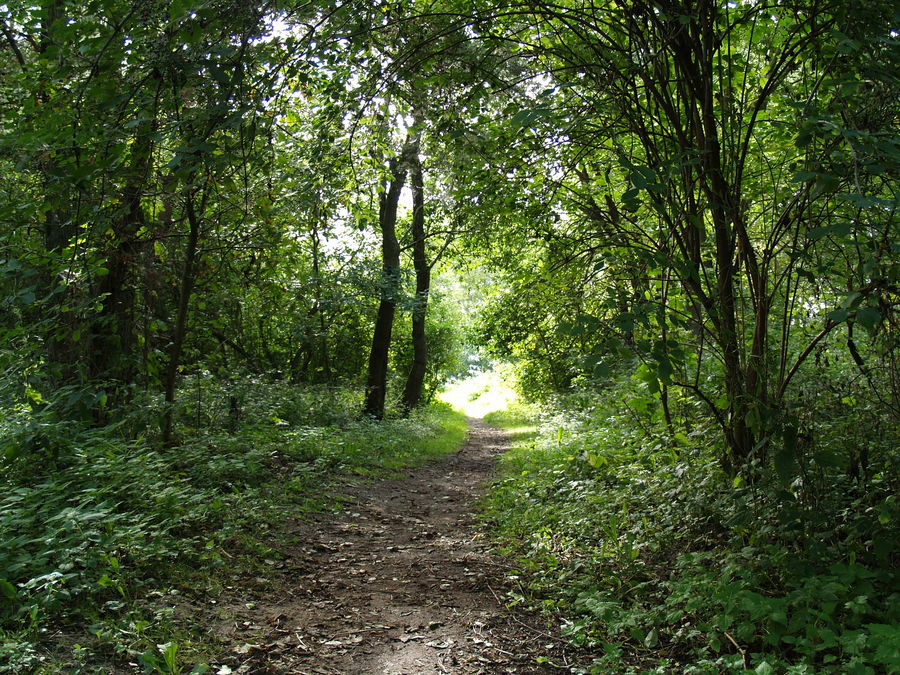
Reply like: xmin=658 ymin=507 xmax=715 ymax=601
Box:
xmin=438 ymin=368 xmax=517 ymax=419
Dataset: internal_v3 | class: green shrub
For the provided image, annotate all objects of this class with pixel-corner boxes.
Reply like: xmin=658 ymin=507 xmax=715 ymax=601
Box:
xmin=483 ymin=375 xmax=900 ymax=673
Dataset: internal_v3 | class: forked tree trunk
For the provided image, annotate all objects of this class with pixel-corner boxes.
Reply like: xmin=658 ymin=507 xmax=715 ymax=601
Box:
xmin=362 ymin=144 xmax=412 ymax=419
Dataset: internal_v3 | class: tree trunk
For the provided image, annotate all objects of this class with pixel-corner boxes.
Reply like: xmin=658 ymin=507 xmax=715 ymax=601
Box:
xmin=362 ymin=145 xmax=412 ymax=419
xmin=91 ymin=117 xmax=155 ymax=387
xmin=162 ymin=190 xmax=202 ymax=445
xmin=38 ymin=0 xmax=79 ymax=381
xmin=401 ymin=152 xmax=429 ymax=414
xmin=310 ymin=219 xmax=332 ymax=381
xmin=671 ymin=6 xmax=755 ymax=473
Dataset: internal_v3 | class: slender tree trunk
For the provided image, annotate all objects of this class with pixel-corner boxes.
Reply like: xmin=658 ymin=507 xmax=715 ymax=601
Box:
xmin=401 ymin=152 xmax=429 ymax=414
xmin=362 ymin=147 xmax=411 ymax=419
xmin=310 ymin=219 xmax=332 ymax=381
xmin=38 ymin=0 xmax=65 ymax=254
xmin=162 ymin=190 xmax=202 ymax=445
xmin=672 ymin=7 xmax=755 ymax=473
xmin=38 ymin=0 xmax=79 ymax=380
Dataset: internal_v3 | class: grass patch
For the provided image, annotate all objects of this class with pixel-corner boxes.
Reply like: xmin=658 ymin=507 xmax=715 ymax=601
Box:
xmin=483 ymin=402 xmax=539 ymax=444
xmin=439 ymin=366 xmax=518 ymax=418
xmin=407 ymin=403 xmax=469 ymax=463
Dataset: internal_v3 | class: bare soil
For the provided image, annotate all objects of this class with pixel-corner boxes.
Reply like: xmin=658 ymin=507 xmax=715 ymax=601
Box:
xmin=208 ymin=418 xmax=587 ymax=674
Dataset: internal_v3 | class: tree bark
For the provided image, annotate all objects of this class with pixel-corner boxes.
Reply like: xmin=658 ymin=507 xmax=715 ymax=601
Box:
xmin=362 ymin=144 xmax=412 ymax=419
xmin=162 ymin=189 xmax=202 ymax=445
xmin=670 ymin=6 xmax=754 ymax=472
xmin=401 ymin=151 xmax=429 ymax=414
xmin=310 ymin=218 xmax=332 ymax=381
xmin=91 ymin=116 xmax=156 ymax=387
xmin=38 ymin=0 xmax=80 ymax=380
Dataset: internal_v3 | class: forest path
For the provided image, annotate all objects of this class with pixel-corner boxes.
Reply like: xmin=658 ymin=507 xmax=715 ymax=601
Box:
xmin=217 ymin=418 xmax=583 ymax=674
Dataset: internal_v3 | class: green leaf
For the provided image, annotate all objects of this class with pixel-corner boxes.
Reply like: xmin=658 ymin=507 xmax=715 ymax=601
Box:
xmin=615 ymin=312 xmax=635 ymax=334
xmin=169 ymin=0 xmax=191 ymax=21
xmin=622 ymin=187 xmax=641 ymax=212
xmin=0 ymin=579 xmax=17 ymax=600
xmin=635 ymin=363 xmax=653 ymax=384
xmin=827 ymin=308 xmax=850 ymax=323
xmin=656 ymin=356 xmax=673 ymax=384
xmin=812 ymin=173 xmax=840 ymax=196
xmin=557 ymin=321 xmax=577 ymax=336
xmin=510 ymin=107 xmax=552 ymax=128
xmin=774 ymin=447 xmax=796 ymax=485
xmin=630 ymin=165 xmax=659 ymax=192
xmin=840 ymin=291 xmax=863 ymax=309
xmin=808 ymin=223 xmax=852 ymax=241
xmin=840 ymin=193 xmax=884 ymax=208
xmin=139 ymin=651 xmax=159 ymax=670
xmin=593 ymin=362 xmax=611 ymax=378
xmin=586 ymin=452 xmax=608 ymax=469
xmin=792 ymin=170 xmax=819 ymax=182
xmin=813 ymin=451 xmax=844 ymax=468
xmin=855 ymin=306 xmax=882 ymax=331
xmin=795 ymin=131 xmax=813 ymax=148
xmin=209 ymin=64 xmax=233 ymax=85
xmin=627 ymin=396 xmax=653 ymax=414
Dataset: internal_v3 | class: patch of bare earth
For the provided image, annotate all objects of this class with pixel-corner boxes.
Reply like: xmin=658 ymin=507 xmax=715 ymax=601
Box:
xmin=208 ymin=418 xmax=587 ymax=674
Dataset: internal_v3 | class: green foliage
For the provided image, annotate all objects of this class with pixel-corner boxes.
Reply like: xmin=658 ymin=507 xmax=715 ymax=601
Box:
xmin=0 ymin=0 xmax=897 ymax=670
xmin=391 ymin=282 xmax=470 ymax=403
xmin=0 ymin=373 xmax=466 ymax=671
xmin=469 ymin=0 xmax=900 ymax=474
xmin=483 ymin=373 xmax=899 ymax=673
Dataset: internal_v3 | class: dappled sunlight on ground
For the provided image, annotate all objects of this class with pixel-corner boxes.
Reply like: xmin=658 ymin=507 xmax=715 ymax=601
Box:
xmin=438 ymin=368 xmax=518 ymax=419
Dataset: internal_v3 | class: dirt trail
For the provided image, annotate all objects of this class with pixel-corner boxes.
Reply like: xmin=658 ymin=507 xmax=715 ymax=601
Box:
xmin=216 ymin=418 xmax=584 ymax=674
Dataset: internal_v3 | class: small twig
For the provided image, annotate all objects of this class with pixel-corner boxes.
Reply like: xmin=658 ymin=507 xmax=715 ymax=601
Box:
xmin=486 ymin=582 xmax=505 ymax=605
xmin=724 ymin=631 xmax=749 ymax=670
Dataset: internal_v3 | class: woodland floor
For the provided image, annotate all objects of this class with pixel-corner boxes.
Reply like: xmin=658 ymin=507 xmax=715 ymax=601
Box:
xmin=197 ymin=418 xmax=588 ymax=675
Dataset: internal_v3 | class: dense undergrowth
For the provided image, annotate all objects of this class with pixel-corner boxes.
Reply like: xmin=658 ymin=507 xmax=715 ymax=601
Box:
xmin=481 ymin=378 xmax=900 ymax=674
xmin=0 ymin=374 xmax=466 ymax=674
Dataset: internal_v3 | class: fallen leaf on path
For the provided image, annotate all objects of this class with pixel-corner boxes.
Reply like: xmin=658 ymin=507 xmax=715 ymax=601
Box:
xmin=399 ymin=634 xmax=426 ymax=643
